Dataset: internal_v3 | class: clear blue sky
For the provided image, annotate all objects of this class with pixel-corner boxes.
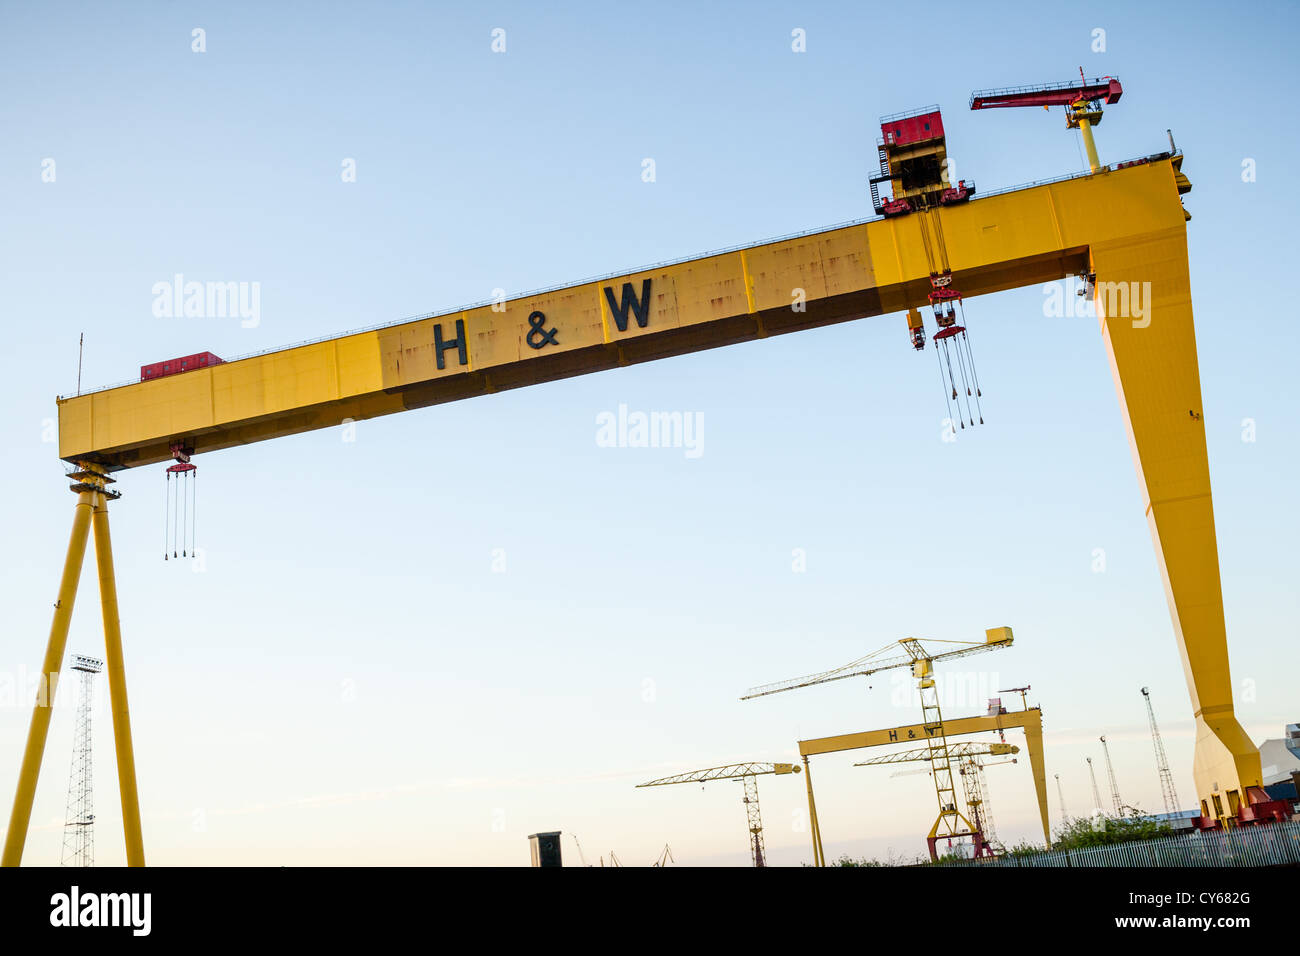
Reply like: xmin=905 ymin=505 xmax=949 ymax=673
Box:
xmin=1 ymin=0 xmax=1296 ymax=866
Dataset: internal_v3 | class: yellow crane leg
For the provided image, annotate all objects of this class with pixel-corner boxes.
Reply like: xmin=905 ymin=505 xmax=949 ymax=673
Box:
xmin=802 ymin=755 xmax=825 ymax=867
xmin=1022 ymin=713 xmax=1051 ymax=847
xmin=1 ymin=490 xmax=95 ymax=866
xmin=91 ymin=496 xmax=145 ymax=866
xmin=1093 ymin=232 xmax=1261 ymax=823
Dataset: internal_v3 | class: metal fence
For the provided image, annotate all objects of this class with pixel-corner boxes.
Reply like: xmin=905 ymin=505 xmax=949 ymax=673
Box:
xmin=941 ymin=820 xmax=1300 ymax=868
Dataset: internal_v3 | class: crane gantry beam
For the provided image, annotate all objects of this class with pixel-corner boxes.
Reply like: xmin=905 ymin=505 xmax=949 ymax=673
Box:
xmin=6 ymin=146 xmax=1265 ymax=864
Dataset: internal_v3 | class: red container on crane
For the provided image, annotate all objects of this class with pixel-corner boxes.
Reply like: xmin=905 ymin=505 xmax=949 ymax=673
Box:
xmin=880 ymin=109 xmax=945 ymax=148
xmin=140 ymin=351 xmax=224 ymax=382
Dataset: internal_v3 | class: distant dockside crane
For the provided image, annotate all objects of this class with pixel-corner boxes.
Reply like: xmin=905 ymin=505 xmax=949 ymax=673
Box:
xmin=636 ymin=762 xmax=800 ymax=867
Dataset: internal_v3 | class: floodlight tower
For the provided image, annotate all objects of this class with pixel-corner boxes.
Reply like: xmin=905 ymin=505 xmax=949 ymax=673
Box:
xmin=1141 ymin=687 xmax=1181 ymax=813
xmin=1055 ymin=773 xmax=1070 ymax=824
xmin=60 ymin=655 xmax=102 ymax=867
xmin=1086 ymin=757 xmax=1103 ymax=812
xmin=1099 ymin=735 xmax=1124 ymax=815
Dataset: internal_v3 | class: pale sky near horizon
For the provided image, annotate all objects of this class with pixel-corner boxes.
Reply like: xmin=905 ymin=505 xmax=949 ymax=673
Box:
xmin=2 ymin=0 xmax=1297 ymax=867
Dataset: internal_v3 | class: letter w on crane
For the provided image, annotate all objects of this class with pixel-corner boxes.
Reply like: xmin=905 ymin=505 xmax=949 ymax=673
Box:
xmin=604 ymin=279 xmax=652 ymax=332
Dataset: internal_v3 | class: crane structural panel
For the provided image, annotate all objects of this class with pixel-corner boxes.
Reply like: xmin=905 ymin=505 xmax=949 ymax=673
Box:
xmin=53 ymin=155 xmax=1259 ymax=827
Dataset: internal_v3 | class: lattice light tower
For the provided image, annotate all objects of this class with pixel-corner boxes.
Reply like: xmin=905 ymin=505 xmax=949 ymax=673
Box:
xmin=61 ymin=655 xmax=102 ymax=867
xmin=1086 ymin=757 xmax=1103 ymax=812
xmin=1099 ymin=735 xmax=1124 ymax=815
xmin=1142 ymin=687 xmax=1181 ymax=813
xmin=1055 ymin=773 xmax=1070 ymax=825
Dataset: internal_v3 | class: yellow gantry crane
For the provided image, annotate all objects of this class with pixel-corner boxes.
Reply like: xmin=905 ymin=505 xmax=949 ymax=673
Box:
xmin=3 ymin=93 xmax=1272 ymax=865
xmin=742 ymin=628 xmax=1014 ymax=859
xmin=636 ymin=762 xmax=800 ymax=867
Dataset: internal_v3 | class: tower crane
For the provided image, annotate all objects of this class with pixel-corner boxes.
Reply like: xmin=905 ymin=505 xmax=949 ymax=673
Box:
xmin=969 ymin=71 xmax=1123 ymax=173
xmin=635 ymin=762 xmax=800 ymax=867
xmin=1141 ymin=687 xmax=1181 ymax=814
xmin=856 ymin=742 xmax=1019 ymax=857
xmin=651 ymin=844 xmax=675 ymax=867
xmin=741 ymin=628 xmax=1014 ymax=860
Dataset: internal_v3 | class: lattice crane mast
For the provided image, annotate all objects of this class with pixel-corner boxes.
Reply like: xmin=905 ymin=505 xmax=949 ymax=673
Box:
xmin=970 ymin=71 xmax=1123 ymax=174
xmin=741 ymin=628 xmax=1014 ymax=860
xmin=958 ymin=756 xmax=1017 ymax=854
xmin=636 ymin=762 xmax=800 ymax=868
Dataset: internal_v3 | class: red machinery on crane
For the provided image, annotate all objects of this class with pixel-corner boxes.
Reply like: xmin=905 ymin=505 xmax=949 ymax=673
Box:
xmin=868 ymin=107 xmax=984 ymax=429
xmin=970 ymin=72 xmax=1123 ymax=173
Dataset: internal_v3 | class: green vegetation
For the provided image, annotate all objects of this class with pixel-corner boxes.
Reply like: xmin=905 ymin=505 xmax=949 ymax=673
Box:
xmin=1002 ymin=814 xmax=1175 ymax=857
xmin=1050 ymin=814 xmax=1174 ymax=849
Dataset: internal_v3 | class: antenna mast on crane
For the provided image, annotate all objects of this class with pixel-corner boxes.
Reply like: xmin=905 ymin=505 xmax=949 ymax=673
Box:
xmin=1142 ymin=687 xmax=1181 ymax=814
